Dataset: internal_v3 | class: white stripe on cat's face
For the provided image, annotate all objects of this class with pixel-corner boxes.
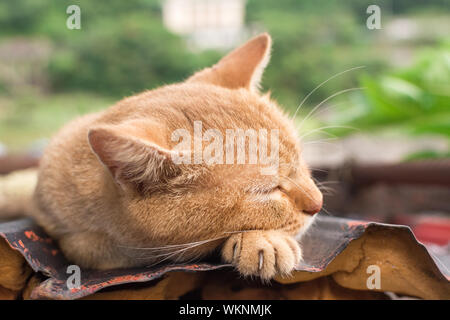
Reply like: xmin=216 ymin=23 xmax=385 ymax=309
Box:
xmin=295 ymin=214 xmax=317 ymax=242
xmin=247 ymin=188 xmax=284 ymax=203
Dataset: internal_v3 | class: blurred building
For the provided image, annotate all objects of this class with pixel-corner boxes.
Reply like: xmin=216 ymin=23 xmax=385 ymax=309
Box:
xmin=162 ymin=0 xmax=247 ymax=50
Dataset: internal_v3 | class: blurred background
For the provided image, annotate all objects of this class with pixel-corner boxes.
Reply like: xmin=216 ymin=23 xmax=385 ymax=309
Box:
xmin=0 ymin=1 xmax=449 ymax=246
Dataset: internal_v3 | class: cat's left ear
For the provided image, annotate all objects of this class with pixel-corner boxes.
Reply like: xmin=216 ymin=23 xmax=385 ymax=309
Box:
xmin=87 ymin=122 xmax=180 ymax=194
xmin=187 ymin=33 xmax=272 ymax=92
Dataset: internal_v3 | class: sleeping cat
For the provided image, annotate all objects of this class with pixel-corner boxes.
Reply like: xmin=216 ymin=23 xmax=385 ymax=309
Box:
xmin=31 ymin=33 xmax=322 ymax=280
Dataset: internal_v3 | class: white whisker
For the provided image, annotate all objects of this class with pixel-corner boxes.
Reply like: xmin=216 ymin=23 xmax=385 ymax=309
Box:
xmin=138 ymin=236 xmax=224 ymax=263
xmin=291 ymin=66 xmax=365 ymax=120
xmin=300 ymin=125 xmax=358 ymax=140
xmin=297 ymin=87 xmax=365 ymax=131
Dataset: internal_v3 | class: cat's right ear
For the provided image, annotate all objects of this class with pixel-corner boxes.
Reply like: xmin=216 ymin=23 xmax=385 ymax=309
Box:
xmin=187 ymin=33 xmax=272 ymax=92
xmin=88 ymin=125 xmax=180 ymax=193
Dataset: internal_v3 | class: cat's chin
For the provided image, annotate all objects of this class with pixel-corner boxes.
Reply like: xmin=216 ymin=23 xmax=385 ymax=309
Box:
xmin=294 ymin=214 xmax=316 ymax=242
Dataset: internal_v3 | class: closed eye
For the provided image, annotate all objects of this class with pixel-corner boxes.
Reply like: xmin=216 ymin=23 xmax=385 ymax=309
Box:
xmin=248 ymin=190 xmax=281 ymax=203
xmin=247 ymin=185 xmax=289 ymax=203
xmin=252 ymin=185 xmax=288 ymax=195
xmin=259 ymin=187 xmax=278 ymax=194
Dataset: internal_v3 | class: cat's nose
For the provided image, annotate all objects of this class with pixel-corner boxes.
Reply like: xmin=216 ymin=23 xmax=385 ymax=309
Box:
xmin=303 ymin=198 xmax=322 ymax=215
xmin=301 ymin=185 xmax=323 ymax=215
xmin=290 ymin=177 xmax=323 ymax=215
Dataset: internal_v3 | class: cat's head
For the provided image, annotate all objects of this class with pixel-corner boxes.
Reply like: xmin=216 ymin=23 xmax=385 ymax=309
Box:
xmin=87 ymin=33 xmax=322 ymax=251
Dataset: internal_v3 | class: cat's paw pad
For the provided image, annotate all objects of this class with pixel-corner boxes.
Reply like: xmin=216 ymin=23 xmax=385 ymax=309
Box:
xmin=221 ymin=230 xmax=301 ymax=281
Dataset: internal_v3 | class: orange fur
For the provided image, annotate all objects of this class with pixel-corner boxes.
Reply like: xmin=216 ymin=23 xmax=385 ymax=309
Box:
xmin=31 ymin=34 xmax=322 ymax=279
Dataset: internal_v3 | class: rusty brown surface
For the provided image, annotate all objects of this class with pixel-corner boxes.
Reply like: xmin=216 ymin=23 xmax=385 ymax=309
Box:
xmin=202 ymin=270 xmax=389 ymax=300
xmin=277 ymin=225 xmax=450 ymax=299
xmin=0 ymin=234 xmax=32 ymax=293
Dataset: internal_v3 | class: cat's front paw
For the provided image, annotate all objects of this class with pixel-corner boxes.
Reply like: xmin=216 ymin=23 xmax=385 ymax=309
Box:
xmin=221 ymin=230 xmax=301 ymax=281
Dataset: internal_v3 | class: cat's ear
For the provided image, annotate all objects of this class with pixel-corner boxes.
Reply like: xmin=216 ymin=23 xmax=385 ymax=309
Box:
xmin=88 ymin=125 xmax=179 ymax=193
xmin=187 ymin=33 xmax=272 ymax=92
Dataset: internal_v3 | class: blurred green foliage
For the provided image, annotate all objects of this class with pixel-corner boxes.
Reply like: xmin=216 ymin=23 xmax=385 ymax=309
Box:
xmin=247 ymin=0 xmax=384 ymax=109
xmin=0 ymin=0 xmax=446 ymax=103
xmin=0 ymin=0 xmax=221 ymax=97
xmin=0 ymin=0 xmax=448 ymax=151
xmin=0 ymin=92 xmax=113 ymax=148
xmin=328 ymin=44 xmax=450 ymax=137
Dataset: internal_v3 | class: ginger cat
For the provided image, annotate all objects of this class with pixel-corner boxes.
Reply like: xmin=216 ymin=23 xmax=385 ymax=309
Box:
xmin=31 ymin=33 xmax=322 ymax=280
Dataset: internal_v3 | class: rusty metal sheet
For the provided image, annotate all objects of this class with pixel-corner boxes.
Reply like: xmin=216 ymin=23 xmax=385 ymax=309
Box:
xmin=299 ymin=216 xmax=448 ymax=277
xmin=0 ymin=213 xmax=449 ymax=299
xmin=279 ymin=215 xmax=450 ymax=299
xmin=0 ymin=219 xmax=227 ymax=299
